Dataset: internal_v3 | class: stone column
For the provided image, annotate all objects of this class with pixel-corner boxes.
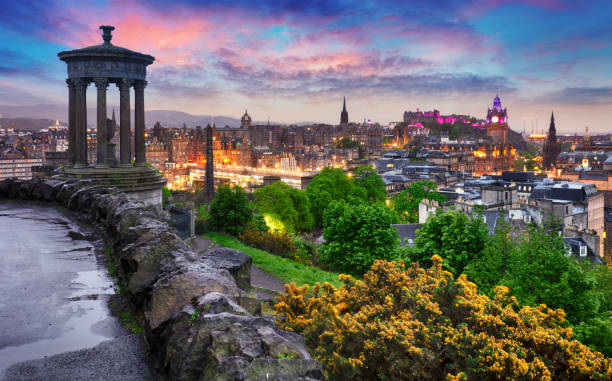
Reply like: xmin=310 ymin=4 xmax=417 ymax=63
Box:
xmin=66 ymin=79 xmax=76 ymax=166
xmin=73 ymin=78 xmax=89 ymax=168
xmin=118 ymin=79 xmax=134 ymax=167
xmin=134 ymin=80 xmax=147 ymax=167
xmin=94 ymin=78 xmax=109 ymax=168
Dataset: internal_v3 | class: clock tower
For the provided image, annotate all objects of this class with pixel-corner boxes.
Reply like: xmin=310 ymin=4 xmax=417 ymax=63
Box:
xmin=486 ymin=95 xmax=508 ymax=145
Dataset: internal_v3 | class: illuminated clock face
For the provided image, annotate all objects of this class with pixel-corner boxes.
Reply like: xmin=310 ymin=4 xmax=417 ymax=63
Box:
xmin=491 ymin=116 xmax=499 ymax=123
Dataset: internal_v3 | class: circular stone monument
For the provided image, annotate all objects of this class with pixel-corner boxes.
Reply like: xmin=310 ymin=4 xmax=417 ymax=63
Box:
xmin=56 ymin=25 xmax=165 ymax=207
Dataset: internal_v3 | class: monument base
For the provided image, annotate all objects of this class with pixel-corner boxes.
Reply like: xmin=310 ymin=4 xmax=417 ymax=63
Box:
xmin=55 ymin=166 xmax=166 ymax=208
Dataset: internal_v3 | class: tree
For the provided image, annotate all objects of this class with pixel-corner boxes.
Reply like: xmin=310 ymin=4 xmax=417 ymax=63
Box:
xmin=408 ymin=209 xmax=489 ymax=274
xmin=207 ymin=185 xmax=253 ymax=236
xmin=464 ymin=222 xmax=612 ymax=355
xmin=253 ymin=181 xmax=313 ymax=233
xmin=335 ymin=137 xmax=359 ymax=148
xmin=390 ymin=181 xmax=446 ymax=223
xmin=319 ymin=201 xmax=399 ymax=275
xmin=276 ymin=258 xmax=612 ymax=381
xmin=464 ymin=215 xmax=516 ymax=295
xmin=351 ymin=165 xmax=387 ymax=203
xmin=306 ymin=167 xmax=363 ymax=226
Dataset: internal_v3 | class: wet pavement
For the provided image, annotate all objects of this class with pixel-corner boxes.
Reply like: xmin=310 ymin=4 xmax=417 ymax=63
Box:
xmin=0 ymin=202 xmax=150 ymax=378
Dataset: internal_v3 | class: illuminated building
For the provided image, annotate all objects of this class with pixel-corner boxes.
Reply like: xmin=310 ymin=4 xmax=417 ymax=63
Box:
xmin=473 ymin=95 xmax=516 ymax=175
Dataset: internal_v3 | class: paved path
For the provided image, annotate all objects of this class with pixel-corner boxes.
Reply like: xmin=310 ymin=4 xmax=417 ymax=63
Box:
xmin=2 ymin=334 xmax=153 ymax=381
xmin=192 ymin=236 xmax=285 ymax=294
xmin=0 ymin=202 xmax=154 ymax=380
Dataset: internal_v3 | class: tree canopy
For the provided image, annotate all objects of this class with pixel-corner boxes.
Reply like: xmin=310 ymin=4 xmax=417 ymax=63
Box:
xmin=319 ymin=201 xmax=398 ymax=275
xmin=408 ymin=209 xmax=489 ymax=274
xmin=390 ymin=180 xmax=446 ymax=223
xmin=207 ymin=185 xmax=253 ymax=236
xmin=306 ymin=167 xmax=364 ymax=226
xmin=253 ymin=181 xmax=314 ymax=233
xmin=276 ymin=257 xmax=612 ymax=380
xmin=351 ymin=165 xmax=387 ymax=203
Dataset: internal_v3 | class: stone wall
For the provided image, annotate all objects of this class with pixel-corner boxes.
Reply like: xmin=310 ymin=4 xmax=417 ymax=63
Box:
xmin=0 ymin=178 xmax=323 ymax=381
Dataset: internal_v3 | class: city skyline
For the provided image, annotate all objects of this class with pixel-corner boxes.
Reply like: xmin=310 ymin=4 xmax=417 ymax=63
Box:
xmin=0 ymin=0 xmax=611 ymax=133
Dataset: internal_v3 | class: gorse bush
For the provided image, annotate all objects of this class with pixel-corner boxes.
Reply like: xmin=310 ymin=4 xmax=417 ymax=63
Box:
xmin=276 ymin=257 xmax=612 ymax=381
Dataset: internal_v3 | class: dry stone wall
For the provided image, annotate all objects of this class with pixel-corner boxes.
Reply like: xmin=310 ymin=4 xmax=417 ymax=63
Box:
xmin=0 ymin=178 xmax=323 ymax=381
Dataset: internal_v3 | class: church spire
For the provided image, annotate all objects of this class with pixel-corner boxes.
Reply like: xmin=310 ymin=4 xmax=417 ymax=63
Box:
xmin=111 ymin=107 xmax=116 ymax=122
xmin=340 ymin=96 xmax=349 ymax=125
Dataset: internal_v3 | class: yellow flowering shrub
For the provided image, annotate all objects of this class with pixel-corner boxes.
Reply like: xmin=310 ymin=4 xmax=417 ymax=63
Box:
xmin=275 ymin=256 xmax=612 ymax=380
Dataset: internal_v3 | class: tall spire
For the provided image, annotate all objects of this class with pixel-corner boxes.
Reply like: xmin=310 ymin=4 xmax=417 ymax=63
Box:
xmin=549 ymin=111 xmax=556 ymax=136
xmin=340 ymin=96 xmax=349 ymax=125
xmin=111 ymin=108 xmax=116 ymax=122
xmin=543 ymin=110 xmax=560 ymax=170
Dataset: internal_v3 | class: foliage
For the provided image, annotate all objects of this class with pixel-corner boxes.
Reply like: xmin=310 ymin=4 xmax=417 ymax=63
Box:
xmin=319 ymin=201 xmax=399 ymax=275
xmin=194 ymin=216 xmax=207 ymax=235
xmin=293 ymin=236 xmax=318 ymax=265
xmin=254 ymin=181 xmax=314 ymax=233
xmin=306 ymin=167 xmax=365 ymax=226
xmin=513 ymin=157 xmax=538 ymax=171
xmin=204 ymin=232 xmax=340 ymax=287
xmin=207 ymin=185 xmax=253 ymax=236
xmin=119 ymin=312 xmax=144 ymax=334
xmin=465 ymin=220 xmax=612 ymax=356
xmin=275 ymin=257 xmax=612 ymax=381
xmin=465 ymin=222 xmax=598 ymax=324
xmin=573 ymin=313 xmax=612 ymax=357
xmin=390 ymin=180 xmax=446 ymax=223
xmin=351 ymin=165 xmax=387 ymax=203
xmin=251 ymin=213 xmax=269 ymax=233
xmin=408 ymin=209 xmax=489 ymax=274
xmin=162 ymin=187 xmax=171 ymax=209
xmin=335 ymin=137 xmax=359 ymax=149
xmin=238 ymin=227 xmax=296 ymax=257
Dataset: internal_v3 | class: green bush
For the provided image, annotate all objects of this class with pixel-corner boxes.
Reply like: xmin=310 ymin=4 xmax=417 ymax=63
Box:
xmin=194 ymin=216 xmax=207 ymax=235
xmin=207 ymin=185 xmax=253 ymax=236
xmin=292 ymin=236 xmax=317 ymax=265
xmin=319 ymin=201 xmax=399 ymax=275
xmin=239 ymin=228 xmax=296 ymax=257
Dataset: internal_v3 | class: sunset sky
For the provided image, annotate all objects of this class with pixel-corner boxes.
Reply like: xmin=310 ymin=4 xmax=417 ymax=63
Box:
xmin=0 ymin=0 xmax=611 ymax=133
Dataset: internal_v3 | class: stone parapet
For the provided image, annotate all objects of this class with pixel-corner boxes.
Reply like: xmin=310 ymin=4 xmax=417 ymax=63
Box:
xmin=0 ymin=178 xmax=323 ymax=381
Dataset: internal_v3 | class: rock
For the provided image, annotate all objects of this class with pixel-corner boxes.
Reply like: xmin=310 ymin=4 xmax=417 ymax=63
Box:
xmin=194 ymin=292 xmax=249 ymax=316
xmin=120 ymin=230 xmax=190 ymax=298
xmin=146 ymin=266 xmax=244 ymax=329
xmin=202 ymin=248 xmax=252 ymax=291
xmin=7 ymin=179 xmax=23 ymax=199
xmin=30 ymin=179 xmax=60 ymax=201
xmin=0 ymin=178 xmax=14 ymax=197
xmin=162 ymin=313 xmax=323 ymax=381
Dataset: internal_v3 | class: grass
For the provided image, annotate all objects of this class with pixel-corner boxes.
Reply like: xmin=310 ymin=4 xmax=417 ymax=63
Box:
xmin=119 ymin=312 xmax=144 ymax=333
xmin=204 ymin=232 xmax=341 ymax=288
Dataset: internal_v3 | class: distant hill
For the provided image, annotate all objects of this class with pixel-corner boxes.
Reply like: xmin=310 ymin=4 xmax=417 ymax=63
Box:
xmin=0 ymin=118 xmax=59 ymax=131
xmin=0 ymin=104 xmax=291 ymax=128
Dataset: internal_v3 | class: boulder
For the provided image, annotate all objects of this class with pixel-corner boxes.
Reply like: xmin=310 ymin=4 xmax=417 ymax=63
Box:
xmin=162 ymin=312 xmax=323 ymax=381
xmin=30 ymin=179 xmax=65 ymax=201
xmin=121 ymin=230 xmax=191 ymax=298
xmin=146 ymin=265 xmax=244 ymax=329
xmin=202 ymin=248 xmax=252 ymax=291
